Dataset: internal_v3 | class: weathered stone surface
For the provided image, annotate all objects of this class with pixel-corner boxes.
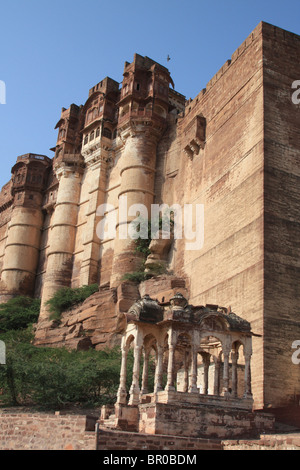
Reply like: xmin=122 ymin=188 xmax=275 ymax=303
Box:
xmin=108 ymin=294 xmax=271 ymax=439
xmin=138 ymin=402 xmax=274 ymax=439
xmin=0 ymin=22 xmax=299 ymax=414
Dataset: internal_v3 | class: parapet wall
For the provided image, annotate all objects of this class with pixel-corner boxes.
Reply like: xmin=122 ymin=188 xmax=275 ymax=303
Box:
xmin=97 ymin=428 xmax=222 ymax=451
xmin=223 ymin=434 xmax=300 ymax=451
xmin=0 ymin=410 xmax=96 ymax=450
xmin=0 ymin=409 xmax=299 ymax=450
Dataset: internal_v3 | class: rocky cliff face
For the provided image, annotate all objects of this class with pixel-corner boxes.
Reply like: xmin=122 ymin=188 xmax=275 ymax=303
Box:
xmin=34 ymin=275 xmax=188 ymax=350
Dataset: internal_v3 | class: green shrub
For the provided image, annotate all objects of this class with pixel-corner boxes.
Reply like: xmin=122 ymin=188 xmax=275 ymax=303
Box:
xmin=133 ymin=213 xmax=174 ymax=258
xmin=122 ymin=271 xmax=150 ymax=283
xmin=122 ymin=261 xmax=167 ymax=283
xmin=0 ymin=328 xmax=133 ymax=409
xmin=46 ymin=284 xmax=99 ymax=320
xmin=0 ymin=296 xmax=40 ymax=332
xmin=123 ymin=214 xmax=173 ymax=284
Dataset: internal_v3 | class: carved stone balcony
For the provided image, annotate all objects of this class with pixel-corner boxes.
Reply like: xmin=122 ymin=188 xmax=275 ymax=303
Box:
xmin=182 ymin=114 xmax=206 ymax=160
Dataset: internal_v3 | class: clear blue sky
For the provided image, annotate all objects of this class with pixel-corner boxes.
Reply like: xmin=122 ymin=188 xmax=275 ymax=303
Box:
xmin=0 ymin=0 xmax=299 ymax=189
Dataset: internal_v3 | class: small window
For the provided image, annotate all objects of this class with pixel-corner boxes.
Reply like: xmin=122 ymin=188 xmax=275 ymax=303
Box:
xmin=96 ymin=127 xmax=100 ymax=138
xmin=29 ymin=194 xmax=33 ymax=200
xmin=87 ymin=110 xmax=93 ymax=123
xmin=59 ymin=129 xmax=66 ymax=139
xmin=90 ymin=131 xmax=95 ymax=141
xmin=103 ymin=128 xmax=112 ymax=139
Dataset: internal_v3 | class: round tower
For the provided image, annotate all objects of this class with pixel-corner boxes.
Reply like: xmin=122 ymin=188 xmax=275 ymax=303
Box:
xmin=0 ymin=154 xmax=51 ymax=302
xmin=110 ymin=55 xmax=173 ymax=287
xmin=39 ymin=159 xmax=84 ymax=317
xmin=39 ymin=104 xmax=85 ymax=319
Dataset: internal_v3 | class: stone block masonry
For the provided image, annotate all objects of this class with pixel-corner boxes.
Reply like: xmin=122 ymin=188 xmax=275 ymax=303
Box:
xmin=0 ymin=410 xmax=96 ymax=450
xmin=0 ymin=409 xmax=298 ymax=450
xmin=0 ymin=22 xmax=299 ymax=415
xmin=96 ymin=428 xmax=223 ymax=451
xmin=222 ymin=434 xmax=300 ymax=451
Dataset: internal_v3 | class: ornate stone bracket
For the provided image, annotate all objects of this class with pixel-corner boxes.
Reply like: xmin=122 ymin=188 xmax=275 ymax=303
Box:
xmin=182 ymin=114 xmax=206 ymax=160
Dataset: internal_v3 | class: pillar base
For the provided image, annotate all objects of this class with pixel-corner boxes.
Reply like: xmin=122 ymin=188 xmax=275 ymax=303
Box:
xmin=114 ymin=403 xmax=139 ymax=432
xmin=138 ymin=400 xmax=274 ymax=438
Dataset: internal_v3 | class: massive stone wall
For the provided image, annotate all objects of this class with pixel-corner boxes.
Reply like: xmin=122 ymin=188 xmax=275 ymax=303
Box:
xmin=0 ymin=22 xmax=299 ymax=412
xmin=157 ymin=22 xmax=300 ymax=409
xmin=159 ymin=23 xmax=265 ymax=407
xmin=262 ymin=23 xmax=300 ymax=408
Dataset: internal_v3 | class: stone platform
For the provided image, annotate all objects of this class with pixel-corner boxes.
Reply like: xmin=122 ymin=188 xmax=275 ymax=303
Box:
xmin=101 ymin=390 xmax=275 ymax=440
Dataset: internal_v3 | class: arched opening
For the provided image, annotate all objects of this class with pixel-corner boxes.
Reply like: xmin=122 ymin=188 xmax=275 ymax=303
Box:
xmin=175 ymin=333 xmax=192 ymax=392
xmin=230 ymin=340 xmax=245 ymax=398
xmin=140 ymin=334 xmax=157 ymax=396
xmin=198 ymin=335 xmax=223 ymax=396
xmin=117 ymin=334 xmax=135 ymax=405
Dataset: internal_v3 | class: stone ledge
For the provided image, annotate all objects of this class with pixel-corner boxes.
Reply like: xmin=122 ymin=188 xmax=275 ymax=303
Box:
xmin=222 ymin=433 xmax=300 ymax=450
xmin=97 ymin=427 xmax=223 ymax=451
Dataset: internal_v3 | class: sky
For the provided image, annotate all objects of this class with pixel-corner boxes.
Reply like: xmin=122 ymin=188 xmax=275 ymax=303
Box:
xmin=0 ymin=0 xmax=299 ymax=190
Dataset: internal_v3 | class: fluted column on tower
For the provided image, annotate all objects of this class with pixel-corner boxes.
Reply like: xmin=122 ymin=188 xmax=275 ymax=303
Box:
xmin=39 ymin=158 xmax=84 ymax=319
xmin=110 ymin=128 xmax=162 ymax=287
xmin=110 ymin=54 xmax=173 ymax=287
xmin=0 ymin=154 xmax=51 ymax=303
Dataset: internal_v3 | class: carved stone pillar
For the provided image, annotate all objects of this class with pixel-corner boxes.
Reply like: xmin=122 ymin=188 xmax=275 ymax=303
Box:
xmin=128 ymin=344 xmax=142 ymax=405
xmin=222 ymin=349 xmax=230 ymax=397
xmin=117 ymin=345 xmax=129 ymax=405
xmin=213 ymin=357 xmax=221 ymax=396
xmin=154 ymin=345 xmax=164 ymax=393
xmin=165 ymin=329 xmax=177 ymax=392
xmin=189 ymin=346 xmax=198 ymax=394
xmin=231 ymin=351 xmax=239 ymax=398
xmin=244 ymin=352 xmax=252 ymax=398
xmin=141 ymin=348 xmax=150 ymax=395
xmin=183 ymin=351 xmax=190 ymax=393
